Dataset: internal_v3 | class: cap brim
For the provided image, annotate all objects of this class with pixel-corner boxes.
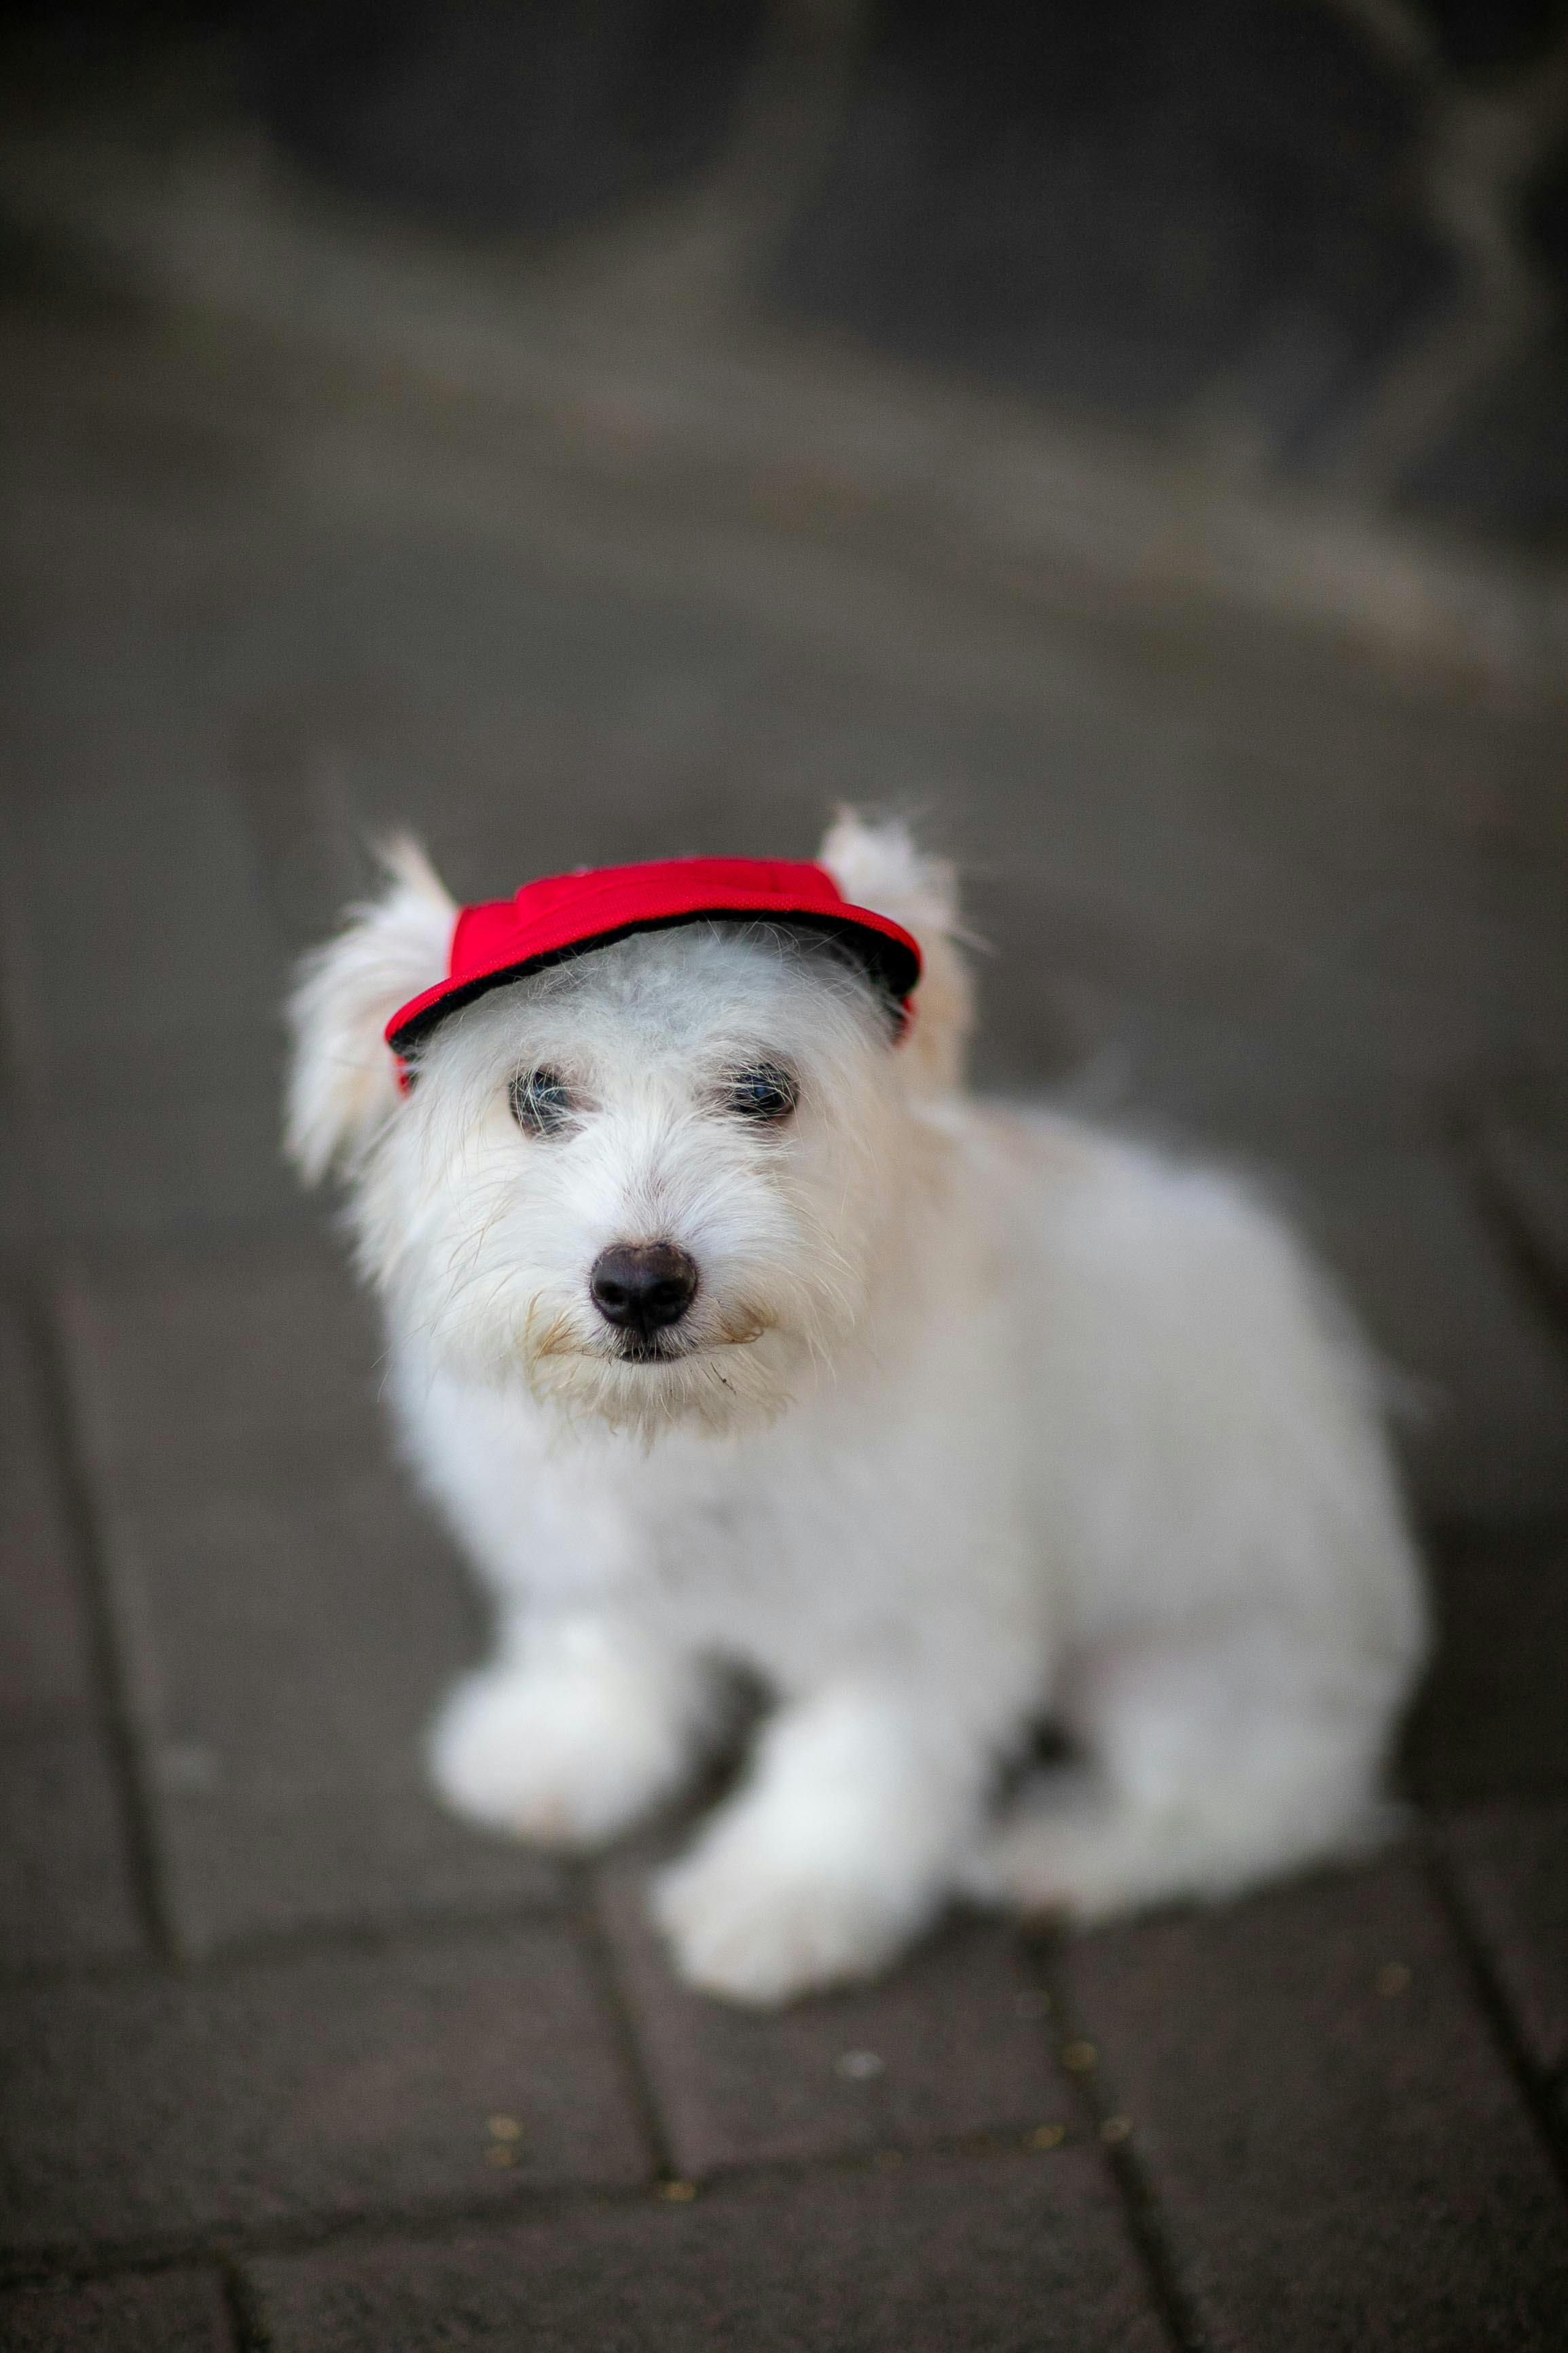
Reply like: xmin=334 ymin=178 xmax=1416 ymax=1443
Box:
xmin=386 ymin=906 xmax=920 ymax=1056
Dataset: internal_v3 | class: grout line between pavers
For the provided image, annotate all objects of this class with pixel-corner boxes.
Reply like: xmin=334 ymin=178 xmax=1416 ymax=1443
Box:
xmin=574 ymin=1862 xmax=682 ymax=2185
xmin=0 ymin=1878 xmax=583 ymax=1997
xmin=1025 ymin=1930 xmax=1207 ymax=2353
xmin=0 ymin=2120 xmax=1106 ymax=2293
xmin=220 ymin=2254 xmax=274 ymax=2353
xmin=1419 ymin=1828 xmax=1568 ymax=2203
xmin=0 ymin=2250 xmax=250 ymax=2345
xmin=20 ymin=1273 xmax=183 ymax=1966
xmin=1457 ymin=1116 xmax=1568 ymax=1361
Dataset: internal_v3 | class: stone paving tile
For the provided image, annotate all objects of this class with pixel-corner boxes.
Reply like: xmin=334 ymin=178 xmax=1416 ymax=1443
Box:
xmin=1060 ymin=1852 xmax=1568 ymax=2352
xmin=0 ymin=2267 xmax=234 ymax=2351
xmin=0 ymin=1082 xmax=33 ymax=1257
xmin=600 ymin=1861 xmax=1068 ymax=2177
xmin=1402 ymin=1530 xmax=1568 ymax=1803
xmin=1475 ymin=1079 xmax=1568 ymax=1301
xmin=1421 ymin=0 xmax=1568 ymax=79
xmin=0 ymin=1723 xmax=142 ymax=1973
xmin=0 ymin=1303 xmax=94 ymax=1719
xmin=1406 ymin=323 xmax=1568 ymax=552
xmin=55 ymin=1240 xmax=561 ymax=1952
xmin=0 ymin=649 xmax=295 ymax=1244
xmin=0 ymin=1920 xmax=649 ymax=2258
xmin=1442 ymin=1801 xmax=1568 ymax=2083
xmin=773 ymin=0 xmax=1447 ymax=456
xmin=101 ymin=1477 xmax=561 ymax=1952
xmin=0 ymin=768 xmax=279 ymax=1066
xmin=1284 ymin=1147 xmax=1568 ymax=1526
xmin=0 ymin=1301 xmax=142 ymax=1969
xmin=249 ymin=2144 xmax=1168 ymax=2353
xmin=57 ymin=1236 xmax=389 ymax=1505
xmin=246 ymin=0 xmax=766 ymax=240
xmin=21 ymin=1038 xmax=302 ymax=1244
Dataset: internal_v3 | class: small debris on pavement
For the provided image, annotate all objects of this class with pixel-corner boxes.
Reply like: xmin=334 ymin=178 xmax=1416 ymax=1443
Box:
xmin=835 ymin=2049 xmax=886 ymax=2079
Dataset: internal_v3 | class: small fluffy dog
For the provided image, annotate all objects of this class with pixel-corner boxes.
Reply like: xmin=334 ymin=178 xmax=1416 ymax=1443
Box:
xmin=286 ymin=815 xmax=1426 ymax=2005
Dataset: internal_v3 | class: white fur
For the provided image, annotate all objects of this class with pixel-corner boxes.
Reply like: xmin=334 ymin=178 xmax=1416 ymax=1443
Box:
xmin=287 ymin=816 xmax=1427 ymax=2004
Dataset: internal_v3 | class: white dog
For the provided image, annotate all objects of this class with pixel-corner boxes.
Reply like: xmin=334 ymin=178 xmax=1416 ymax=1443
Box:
xmin=286 ymin=814 xmax=1426 ymax=2005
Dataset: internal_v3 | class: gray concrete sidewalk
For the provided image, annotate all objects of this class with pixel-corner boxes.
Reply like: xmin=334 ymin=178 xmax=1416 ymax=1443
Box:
xmin=1 ymin=107 xmax=1567 ymax=2351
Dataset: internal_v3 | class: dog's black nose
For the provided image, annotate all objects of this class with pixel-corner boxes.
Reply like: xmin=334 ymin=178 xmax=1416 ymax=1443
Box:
xmin=590 ymin=1242 xmax=699 ymax=1337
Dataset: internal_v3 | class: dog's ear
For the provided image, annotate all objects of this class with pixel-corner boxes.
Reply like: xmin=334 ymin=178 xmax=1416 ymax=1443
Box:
xmin=818 ymin=811 xmax=974 ymax=1093
xmin=284 ymin=837 xmax=456 ymax=1183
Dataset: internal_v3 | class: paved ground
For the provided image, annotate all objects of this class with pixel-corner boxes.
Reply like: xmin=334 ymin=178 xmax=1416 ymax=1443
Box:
xmin=2 ymin=123 xmax=1568 ymax=2353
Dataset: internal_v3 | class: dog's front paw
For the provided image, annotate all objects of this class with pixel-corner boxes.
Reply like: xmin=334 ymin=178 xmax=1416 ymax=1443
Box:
xmin=429 ymin=1661 xmax=689 ymax=1849
xmin=652 ymin=1833 xmax=922 ymax=2005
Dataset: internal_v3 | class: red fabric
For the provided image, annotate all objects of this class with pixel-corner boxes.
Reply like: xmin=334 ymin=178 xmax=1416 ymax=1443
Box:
xmin=384 ymin=856 xmax=923 ymax=1060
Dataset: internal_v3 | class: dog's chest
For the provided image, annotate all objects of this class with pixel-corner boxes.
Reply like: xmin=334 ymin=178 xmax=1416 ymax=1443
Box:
xmin=600 ymin=1437 xmax=894 ymax=1664
xmin=580 ymin=1384 xmax=1033 ymax=1684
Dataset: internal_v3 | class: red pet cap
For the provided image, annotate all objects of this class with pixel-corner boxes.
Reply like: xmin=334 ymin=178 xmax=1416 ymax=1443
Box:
xmin=384 ymin=856 xmax=923 ymax=1065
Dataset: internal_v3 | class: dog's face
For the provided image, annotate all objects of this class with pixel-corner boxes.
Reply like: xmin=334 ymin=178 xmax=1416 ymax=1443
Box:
xmin=368 ymin=929 xmax=907 ymax=1434
xmin=285 ymin=818 xmax=972 ymax=1440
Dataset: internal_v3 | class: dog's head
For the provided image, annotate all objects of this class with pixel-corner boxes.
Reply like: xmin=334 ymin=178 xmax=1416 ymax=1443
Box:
xmin=285 ymin=816 xmax=972 ymax=1439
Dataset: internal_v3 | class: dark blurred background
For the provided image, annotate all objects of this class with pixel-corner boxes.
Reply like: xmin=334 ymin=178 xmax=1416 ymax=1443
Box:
xmin=1 ymin=7 xmax=1567 ymax=2346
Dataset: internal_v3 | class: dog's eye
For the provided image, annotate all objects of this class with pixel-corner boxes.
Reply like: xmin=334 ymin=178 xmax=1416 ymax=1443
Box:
xmin=509 ymin=1067 xmax=574 ymax=1136
xmin=725 ymin=1064 xmax=797 ymax=1121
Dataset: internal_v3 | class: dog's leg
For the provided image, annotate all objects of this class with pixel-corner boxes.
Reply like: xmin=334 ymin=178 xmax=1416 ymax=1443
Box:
xmin=429 ymin=1613 xmax=714 ymax=1848
xmin=968 ymin=1618 xmax=1404 ymax=1923
xmin=653 ymin=1678 xmax=993 ymax=2005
